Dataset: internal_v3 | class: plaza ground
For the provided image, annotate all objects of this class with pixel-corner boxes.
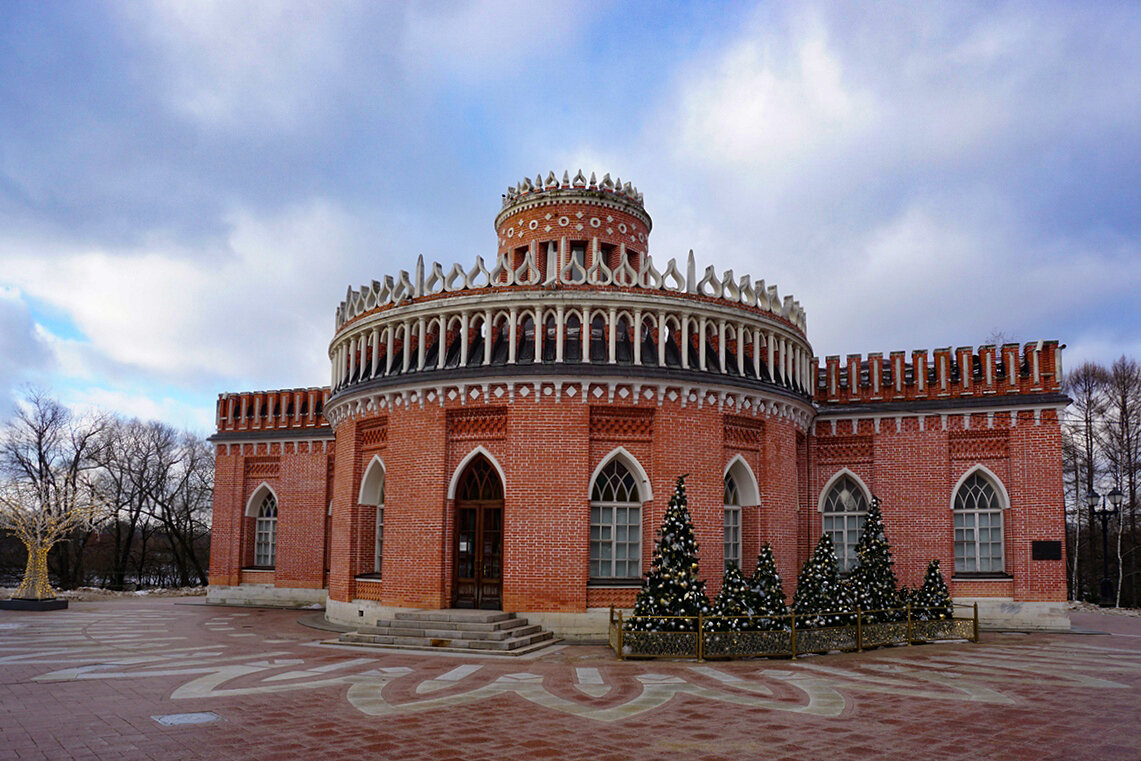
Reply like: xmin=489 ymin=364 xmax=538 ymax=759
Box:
xmin=1 ymin=600 xmax=1138 ymax=760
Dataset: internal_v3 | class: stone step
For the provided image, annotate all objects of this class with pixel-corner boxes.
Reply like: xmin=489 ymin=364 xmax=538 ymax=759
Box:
xmin=339 ymin=628 xmax=554 ymax=652
xmin=334 ymin=633 xmax=560 ymax=658
xmin=335 ymin=609 xmax=559 ymax=656
xmin=374 ymin=616 xmax=529 ymax=634
xmin=359 ymin=623 xmax=542 ymax=642
xmin=393 ymin=609 xmax=514 ymax=625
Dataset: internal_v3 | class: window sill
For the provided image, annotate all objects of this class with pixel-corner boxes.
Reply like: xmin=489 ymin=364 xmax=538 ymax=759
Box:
xmin=355 ymin=574 xmax=383 ymax=582
xmin=588 ymin=579 xmax=643 ymax=588
xmin=241 ymin=566 xmax=275 ymax=572
xmin=952 ymin=573 xmax=1011 ymax=581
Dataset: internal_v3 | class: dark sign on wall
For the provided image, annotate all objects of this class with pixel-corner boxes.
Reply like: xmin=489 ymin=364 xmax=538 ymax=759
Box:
xmin=1032 ymin=540 xmax=1063 ymax=560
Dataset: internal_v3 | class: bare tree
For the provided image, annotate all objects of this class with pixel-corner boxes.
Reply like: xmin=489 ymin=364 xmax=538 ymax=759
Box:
xmin=0 ymin=391 xmax=108 ymax=599
xmin=92 ymin=419 xmax=155 ymax=589
xmin=133 ymin=425 xmax=212 ymax=587
xmin=1100 ymin=357 xmax=1141 ymax=607
xmin=1063 ymin=363 xmax=1108 ymax=600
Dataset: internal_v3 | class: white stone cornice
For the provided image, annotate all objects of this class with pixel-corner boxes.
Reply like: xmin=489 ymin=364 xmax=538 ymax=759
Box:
xmin=323 ymin=373 xmax=815 ymax=431
xmin=809 ymin=402 xmax=1067 ymax=437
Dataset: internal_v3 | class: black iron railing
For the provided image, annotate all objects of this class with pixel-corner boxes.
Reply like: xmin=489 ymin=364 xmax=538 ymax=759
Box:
xmin=609 ymin=603 xmax=978 ymax=660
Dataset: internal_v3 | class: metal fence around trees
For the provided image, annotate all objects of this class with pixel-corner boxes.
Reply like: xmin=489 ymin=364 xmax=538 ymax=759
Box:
xmin=609 ymin=604 xmax=978 ymax=660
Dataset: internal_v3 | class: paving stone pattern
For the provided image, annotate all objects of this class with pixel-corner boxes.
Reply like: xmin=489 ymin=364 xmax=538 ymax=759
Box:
xmin=1 ymin=600 xmax=1138 ymax=760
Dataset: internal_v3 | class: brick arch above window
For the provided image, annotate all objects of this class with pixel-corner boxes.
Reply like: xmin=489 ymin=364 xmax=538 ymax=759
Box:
xmin=446 ymin=446 xmax=507 ymax=500
xmin=723 ymin=454 xmax=759 ymax=506
xmin=816 ymin=468 xmax=872 ymax=514
xmin=358 ymin=454 xmax=386 ymax=506
xmin=244 ymin=482 xmax=279 ymax=517
xmin=949 ymin=464 xmax=1010 ymax=511
xmin=588 ymin=446 xmax=653 ymax=502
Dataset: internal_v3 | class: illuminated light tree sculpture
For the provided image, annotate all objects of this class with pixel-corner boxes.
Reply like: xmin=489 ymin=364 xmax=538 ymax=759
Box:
xmin=0 ymin=392 xmax=107 ymax=605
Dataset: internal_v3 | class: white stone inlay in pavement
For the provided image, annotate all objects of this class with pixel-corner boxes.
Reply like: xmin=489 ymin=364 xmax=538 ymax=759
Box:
xmin=152 ymin=712 xmax=222 ymax=726
xmin=417 ymin=663 xmax=484 ymax=694
xmin=575 ymin=667 xmax=610 ymax=697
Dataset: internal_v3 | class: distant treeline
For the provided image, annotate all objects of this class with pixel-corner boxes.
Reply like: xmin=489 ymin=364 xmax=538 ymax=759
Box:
xmin=0 ymin=390 xmax=211 ymax=590
xmin=1065 ymin=357 xmax=1141 ymax=607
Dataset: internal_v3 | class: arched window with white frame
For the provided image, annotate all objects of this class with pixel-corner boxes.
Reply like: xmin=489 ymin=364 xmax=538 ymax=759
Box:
xmin=254 ymin=494 xmax=277 ymax=567
xmin=723 ymin=472 xmax=741 ymax=569
xmin=359 ymin=456 xmax=386 ymax=578
xmin=953 ymin=468 xmax=1005 ymax=574
xmin=590 ymin=458 xmax=643 ymax=581
xmin=820 ymin=472 xmax=869 ymax=573
xmin=723 ymin=456 xmax=759 ymax=570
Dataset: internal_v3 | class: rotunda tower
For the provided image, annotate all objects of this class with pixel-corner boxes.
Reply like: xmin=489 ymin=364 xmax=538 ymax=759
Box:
xmin=322 ymin=171 xmax=814 ymax=616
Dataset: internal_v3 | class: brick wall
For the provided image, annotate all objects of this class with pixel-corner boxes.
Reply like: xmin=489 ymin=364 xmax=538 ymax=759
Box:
xmin=210 ymin=373 xmax=1067 ymax=613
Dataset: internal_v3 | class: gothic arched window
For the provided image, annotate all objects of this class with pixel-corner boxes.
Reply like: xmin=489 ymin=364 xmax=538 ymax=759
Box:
xmin=458 ymin=457 xmax=503 ymax=501
xmin=254 ymin=494 xmax=277 ymax=567
xmin=821 ymin=474 xmax=868 ymax=573
xmin=590 ymin=460 xmax=642 ymax=580
xmin=954 ymin=471 xmax=1005 ymax=573
xmin=724 ymin=472 xmax=741 ymax=569
xmin=359 ymin=456 xmax=386 ymax=578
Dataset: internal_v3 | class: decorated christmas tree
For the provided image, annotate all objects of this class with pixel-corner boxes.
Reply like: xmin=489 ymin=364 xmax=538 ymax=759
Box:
xmin=627 ymin=475 xmax=710 ymax=631
xmin=750 ymin=542 xmax=790 ymax=629
xmin=848 ymin=496 xmax=902 ymax=622
xmin=792 ymin=534 xmax=851 ymax=628
xmin=912 ymin=559 xmax=953 ymax=620
xmin=707 ymin=562 xmax=758 ymax=631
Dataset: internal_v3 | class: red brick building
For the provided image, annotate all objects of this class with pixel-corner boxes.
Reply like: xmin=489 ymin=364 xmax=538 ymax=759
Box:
xmin=207 ymin=171 xmax=1070 ymax=634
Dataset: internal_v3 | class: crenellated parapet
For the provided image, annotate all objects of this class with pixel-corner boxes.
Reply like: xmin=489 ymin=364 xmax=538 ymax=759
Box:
xmin=333 ymin=251 xmax=806 ymax=334
xmin=498 ymin=169 xmax=646 ymax=220
xmin=813 ymin=341 xmax=1065 ymax=406
xmin=215 ymin=387 xmax=331 ymax=434
xmin=334 ymin=171 xmax=805 ymax=335
xmin=324 ymin=172 xmax=814 ymax=411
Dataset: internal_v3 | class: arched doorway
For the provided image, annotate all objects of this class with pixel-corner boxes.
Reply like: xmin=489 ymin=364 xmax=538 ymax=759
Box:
xmin=453 ymin=456 xmax=504 ymax=609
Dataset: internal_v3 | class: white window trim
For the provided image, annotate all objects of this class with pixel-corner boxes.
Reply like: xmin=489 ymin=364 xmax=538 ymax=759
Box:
xmin=951 ymin=465 xmax=1008 ymax=575
xmin=588 ymin=446 xmax=653 ymax=502
xmin=254 ymin=496 xmax=277 ymax=568
xmin=818 ymin=469 xmax=870 ymax=574
xmin=589 ymin=456 xmax=646 ymax=581
xmin=447 ymin=446 xmax=508 ymax=500
xmin=723 ymin=454 xmax=760 ymax=506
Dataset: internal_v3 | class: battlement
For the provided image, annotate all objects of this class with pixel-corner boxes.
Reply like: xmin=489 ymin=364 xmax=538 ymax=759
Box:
xmin=813 ymin=341 xmax=1064 ymax=405
xmin=333 ymin=171 xmax=806 ymax=336
xmin=334 ymin=251 xmax=807 ymax=334
xmin=215 ymin=387 xmax=331 ymax=433
xmin=501 ymin=169 xmax=644 ymax=210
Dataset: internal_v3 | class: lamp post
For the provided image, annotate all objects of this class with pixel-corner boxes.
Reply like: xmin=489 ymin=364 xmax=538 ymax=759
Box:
xmin=1086 ymin=487 xmax=1123 ymax=607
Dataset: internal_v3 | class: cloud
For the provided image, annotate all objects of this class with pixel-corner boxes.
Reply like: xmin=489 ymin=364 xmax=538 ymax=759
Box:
xmin=400 ymin=0 xmax=589 ymax=84
xmin=0 ymin=289 xmax=52 ymax=413
xmin=0 ymin=198 xmax=376 ymax=392
xmin=632 ymin=1 xmax=1141 ymax=361
xmin=676 ymin=20 xmax=876 ymax=174
xmin=2 ymin=0 xmax=1139 ymax=434
xmin=115 ymin=0 xmax=361 ymax=131
xmin=59 ymin=385 xmax=217 ymax=434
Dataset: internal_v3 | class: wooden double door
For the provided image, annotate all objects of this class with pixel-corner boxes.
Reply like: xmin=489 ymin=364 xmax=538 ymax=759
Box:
xmin=452 ymin=457 xmax=504 ymax=609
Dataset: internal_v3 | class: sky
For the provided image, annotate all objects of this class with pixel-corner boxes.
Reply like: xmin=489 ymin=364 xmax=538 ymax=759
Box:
xmin=1 ymin=1 xmax=1139 ymax=434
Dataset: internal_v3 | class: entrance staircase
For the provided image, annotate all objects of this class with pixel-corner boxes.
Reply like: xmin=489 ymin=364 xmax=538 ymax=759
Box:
xmin=337 ymin=609 xmax=559 ymax=656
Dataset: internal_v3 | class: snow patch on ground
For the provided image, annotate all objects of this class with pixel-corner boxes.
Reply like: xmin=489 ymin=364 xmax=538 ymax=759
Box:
xmin=0 ymin=586 xmax=207 ymax=602
xmin=1068 ymin=601 xmax=1141 ymax=618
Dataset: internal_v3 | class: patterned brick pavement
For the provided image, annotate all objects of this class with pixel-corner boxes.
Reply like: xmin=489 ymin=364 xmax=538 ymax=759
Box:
xmin=1 ymin=600 xmax=1138 ymax=760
